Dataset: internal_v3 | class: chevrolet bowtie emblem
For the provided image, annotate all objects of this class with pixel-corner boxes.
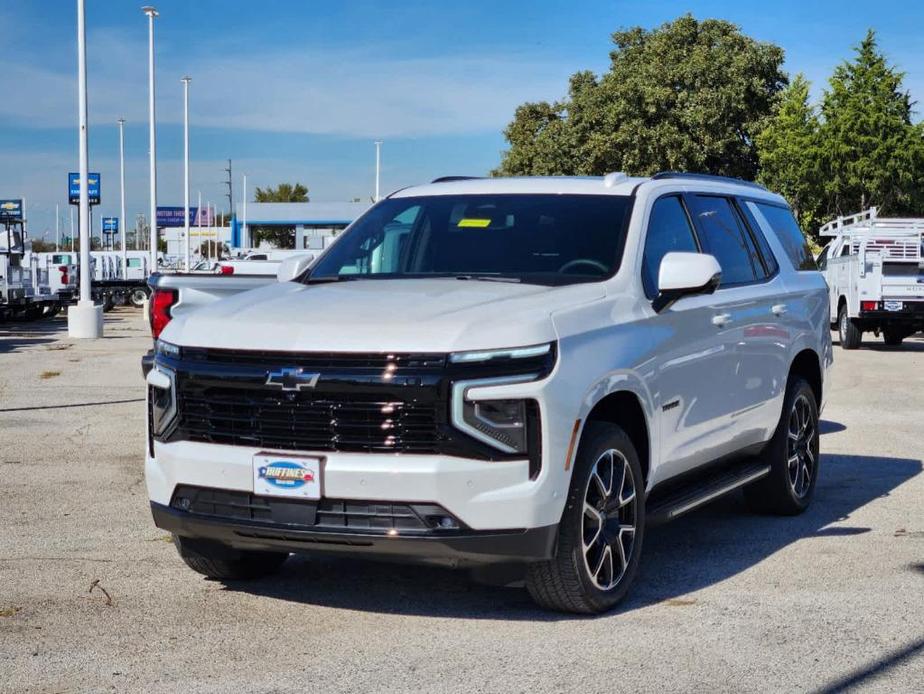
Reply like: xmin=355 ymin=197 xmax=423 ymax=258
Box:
xmin=265 ymin=367 xmax=320 ymax=391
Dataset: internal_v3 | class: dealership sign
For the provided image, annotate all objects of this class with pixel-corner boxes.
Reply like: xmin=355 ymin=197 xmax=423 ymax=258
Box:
xmin=102 ymin=217 xmax=119 ymax=233
xmin=156 ymin=206 xmax=213 ymax=228
xmin=0 ymin=199 xmax=23 ymax=222
xmin=68 ymin=173 xmax=101 ymax=206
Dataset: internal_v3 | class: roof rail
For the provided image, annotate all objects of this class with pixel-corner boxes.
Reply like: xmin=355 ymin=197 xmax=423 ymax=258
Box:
xmin=651 ymin=171 xmax=768 ymax=191
xmin=430 ymin=176 xmax=484 ymax=184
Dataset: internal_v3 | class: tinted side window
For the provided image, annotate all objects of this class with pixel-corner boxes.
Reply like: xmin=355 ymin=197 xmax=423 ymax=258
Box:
xmin=737 ymin=201 xmax=779 ymax=277
xmin=641 ymin=196 xmax=699 ymax=298
xmin=686 ymin=195 xmax=758 ymax=286
xmin=752 ymin=203 xmax=816 ymax=271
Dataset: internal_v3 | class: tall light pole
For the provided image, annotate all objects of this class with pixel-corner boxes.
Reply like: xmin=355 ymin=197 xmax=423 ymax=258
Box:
xmin=68 ymin=0 xmax=102 ymax=338
xmin=197 ymin=190 xmax=202 ymax=260
xmin=374 ymin=140 xmax=383 ymax=202
xmin=55 ymin=204 xmax=59 ymax=251
xmin=242 ymin=173 xmax=247 ymax=248
xmin=181 ymin=76 xmax=191 ymax=271
xmin=70 ymin=207 xmax=75 ymax=252
xmin=143 ymin=6 xmax=158 ymax=271
xmin=118 ymin=117 xmax=127 ymax=276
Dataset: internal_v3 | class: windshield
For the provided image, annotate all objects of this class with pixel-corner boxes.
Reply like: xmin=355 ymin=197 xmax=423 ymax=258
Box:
xmin=306 ymin=194 xmax=632 ymax=286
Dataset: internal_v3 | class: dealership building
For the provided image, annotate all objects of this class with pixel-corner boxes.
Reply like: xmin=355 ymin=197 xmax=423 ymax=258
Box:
xmin=230 ymin=201 xmax=371 ymax=250
xmin=160 ymin=201 xmax=371 ymax=258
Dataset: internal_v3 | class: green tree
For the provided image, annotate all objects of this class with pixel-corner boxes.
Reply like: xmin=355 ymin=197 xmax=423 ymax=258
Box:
xmin=756 ymin=74 xmax=823 ymax=232
xmin=254 ymin=182 xmax=309 ymax=203
xmin=495 ymin=15 xmax=786 ymax=179
xmin=819 ymin=30 xmax=924 ymax=216
xmin=252 ymin=182 xmax=309 ymax=248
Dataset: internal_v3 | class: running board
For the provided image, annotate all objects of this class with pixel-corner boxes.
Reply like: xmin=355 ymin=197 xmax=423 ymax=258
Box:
xmin=647 ymin=460 xmax=770 ymax=525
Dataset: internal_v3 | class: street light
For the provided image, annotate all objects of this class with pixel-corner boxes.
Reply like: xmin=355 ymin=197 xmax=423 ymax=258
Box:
xmin=197 ymin=190 xmax=202 ymax=261
xmin=143 ymin=6 xmax=158 ymax=271
xmin=118 ymin=117 xmax=127 ymax=276
xmin=374 ymin=140 xmax=383 ymax=202
xmin=181 ymin=76 xmax=191 ymax=271
xmin=68 ymin=0 xmax=103 ymax=338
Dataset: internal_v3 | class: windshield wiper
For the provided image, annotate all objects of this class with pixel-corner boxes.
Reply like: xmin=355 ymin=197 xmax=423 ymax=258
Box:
xmin=303 ymin=275 xmax=359 ymax=284
xmin=455 ymin=274 xmax=521 ymax=284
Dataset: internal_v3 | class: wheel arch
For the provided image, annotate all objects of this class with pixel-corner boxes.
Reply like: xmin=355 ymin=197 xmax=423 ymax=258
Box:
xmin=790 ymin=348 xmax=822 ymax=406
xmin=584 ymin=390 xmax=651 ymax=488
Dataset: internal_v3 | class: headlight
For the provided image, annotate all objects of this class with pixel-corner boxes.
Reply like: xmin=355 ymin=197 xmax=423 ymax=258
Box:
xmin=464 ymin=399 xmax=529 ymax=452
xmin=148 ymin=366 xmax=177 ymax=438
xmin=155 ymin=339 xmax=180 ymax=358
xmin=449 ymin=342 xmax=552 ymax=364
xmin=451 ymin=374 xmax=538 ymax=454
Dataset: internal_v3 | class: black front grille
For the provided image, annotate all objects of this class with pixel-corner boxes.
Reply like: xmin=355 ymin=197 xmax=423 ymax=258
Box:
xmin=170 ymin=485 xmax=464 ymax=534
xmin=176 ymin=379 xmax=444 ymax=453
xmin=182 ymin=346 xmax=446 ymax=371
xmin=156 ymin=346 xmax=552 ymax=462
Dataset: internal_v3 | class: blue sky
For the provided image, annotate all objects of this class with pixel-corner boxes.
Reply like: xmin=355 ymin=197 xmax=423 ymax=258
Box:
xmin=1 ymin=0 xmax=922 ymax=238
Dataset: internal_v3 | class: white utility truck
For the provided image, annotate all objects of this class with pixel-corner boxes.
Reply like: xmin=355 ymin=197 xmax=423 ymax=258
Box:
xmin=818 ymin=207 xmax=924 ymax=348
xmin=1 ymin=221 xmax=60 ymax=320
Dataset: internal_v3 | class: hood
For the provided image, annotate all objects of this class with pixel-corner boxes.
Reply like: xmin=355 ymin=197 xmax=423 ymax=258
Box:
xmin=162 ymin=278 xmax=605 ymax=353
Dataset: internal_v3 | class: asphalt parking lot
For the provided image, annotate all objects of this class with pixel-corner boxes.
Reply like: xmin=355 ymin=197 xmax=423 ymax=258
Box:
xmin=1 ymin=309 xmax=922 ymax=693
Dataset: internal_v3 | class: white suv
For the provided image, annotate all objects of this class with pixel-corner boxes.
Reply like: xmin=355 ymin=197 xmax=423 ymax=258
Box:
xmin=145 ymin=172 xmax=832 ymax=613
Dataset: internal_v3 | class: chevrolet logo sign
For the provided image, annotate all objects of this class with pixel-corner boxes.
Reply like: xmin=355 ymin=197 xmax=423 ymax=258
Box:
xmin=265 ymin=367 xmax=320 ymax=391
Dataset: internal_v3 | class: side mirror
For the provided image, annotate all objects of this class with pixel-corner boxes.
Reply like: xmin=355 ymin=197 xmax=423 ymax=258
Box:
xmin=276 ymin=253 xmax=315 ymax=282
xmin=653 ymin=252 xmax=722 ymax=313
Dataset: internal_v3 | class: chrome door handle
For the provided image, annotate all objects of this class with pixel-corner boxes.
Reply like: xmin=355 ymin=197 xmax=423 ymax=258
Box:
xmin=711 ymin=313 xmax=733 ymax=327
xmin=771 ymin=304 xmax=788 ymax=316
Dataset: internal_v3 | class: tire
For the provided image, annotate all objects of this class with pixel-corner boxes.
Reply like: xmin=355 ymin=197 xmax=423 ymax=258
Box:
xmin=130 ymin=287 xmax=149 ymax=308
xmin=20 ymin=305 xmax=45 ymax=322
xmin=744 ymin=378 xmax=819 ymax=516
xmin=173 ymin=535 xmax=288 ymax=580
xmin=526 ymin=422 xmax=645 ymax=614
xmin=882 ymin=328 xmax=905 ymax=347
xmin=838 ymin=304 xmax=862 ymax=349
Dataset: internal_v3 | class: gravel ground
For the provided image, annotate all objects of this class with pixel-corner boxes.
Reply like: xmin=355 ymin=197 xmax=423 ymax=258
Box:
xmin=1 ymin=309 xmax=922 ymax=693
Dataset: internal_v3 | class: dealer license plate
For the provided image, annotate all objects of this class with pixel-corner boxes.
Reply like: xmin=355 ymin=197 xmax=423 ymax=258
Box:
xmin=884 ymin=300 xmax=904 ymax=312
xmin=253 ymin=453 xmax=322 ymax=499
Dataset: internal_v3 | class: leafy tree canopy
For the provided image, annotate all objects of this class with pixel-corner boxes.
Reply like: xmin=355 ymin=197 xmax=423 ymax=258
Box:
xmin=819 ymin=30 xmax=924 ymax=216
xmin=254 ymin=182 xmax=309 ymax=203
xmin=756 ymin=74 xmax=823 ymax=231
xmin=494 ymin=15 xmax=787 ymax=179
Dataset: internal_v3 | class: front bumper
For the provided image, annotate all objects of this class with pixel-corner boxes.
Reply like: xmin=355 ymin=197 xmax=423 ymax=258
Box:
xmin=152 ymin=501 xmax=557 ymax=566
xmin=147 ymin=439 xmax=557 ymax=530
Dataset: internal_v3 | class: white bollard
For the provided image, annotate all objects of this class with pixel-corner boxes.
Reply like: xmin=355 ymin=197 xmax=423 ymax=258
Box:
xmin=67 ymin=299 xmax=104 ymax=338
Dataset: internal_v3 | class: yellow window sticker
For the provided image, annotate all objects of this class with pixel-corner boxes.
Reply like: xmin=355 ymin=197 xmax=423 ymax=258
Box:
xmin=457 ymin=218 xmax=491 ymax=228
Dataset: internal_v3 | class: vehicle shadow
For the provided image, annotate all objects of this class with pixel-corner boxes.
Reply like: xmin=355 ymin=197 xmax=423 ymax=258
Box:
xmin=219 ymin=452 xmax=919 ymax=620
xmin=831 ymin=332 xmax=924 ymax=352
xmin=819 ymin=419 xmax=846 ymax=435
xmin=0 ymin=316 xmax=65 ymax=352
xmin=0 ymin=336 xmax=57 ymax=353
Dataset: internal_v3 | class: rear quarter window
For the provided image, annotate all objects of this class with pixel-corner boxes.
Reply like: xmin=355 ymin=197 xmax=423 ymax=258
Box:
xmin=749 ymin=202 xmax=816 ymax=271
